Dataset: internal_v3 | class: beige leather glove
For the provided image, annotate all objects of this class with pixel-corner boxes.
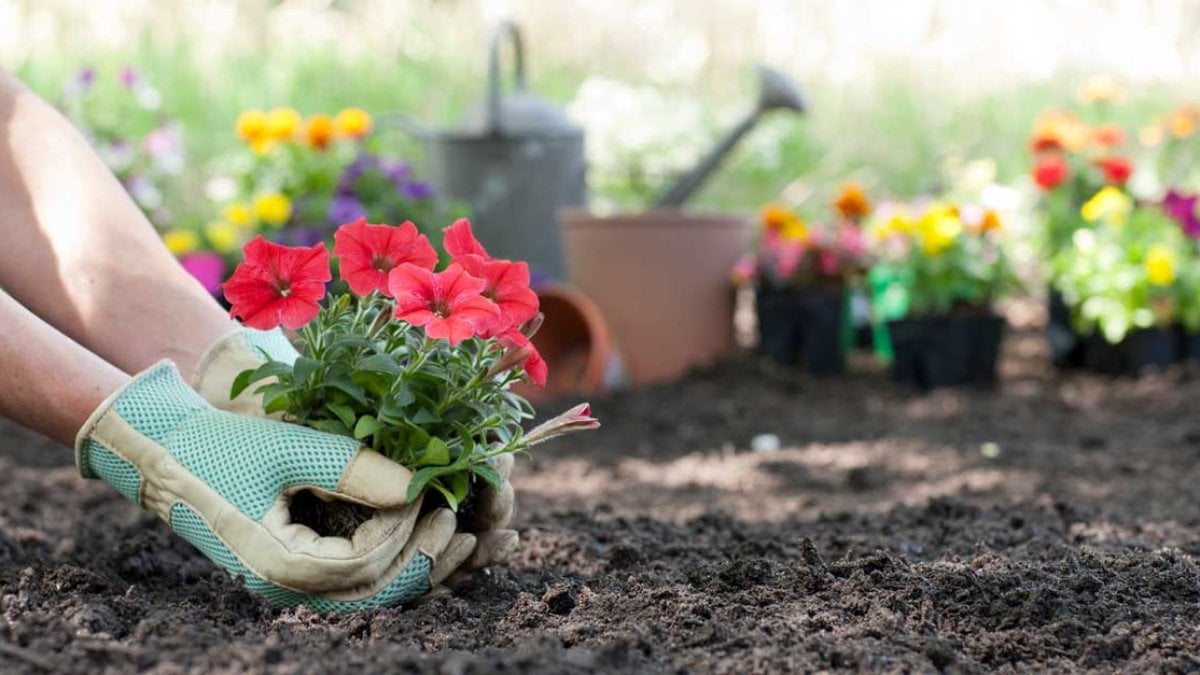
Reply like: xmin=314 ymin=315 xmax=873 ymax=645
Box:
xmin=192 ymin=328 xmax=519 ymax=574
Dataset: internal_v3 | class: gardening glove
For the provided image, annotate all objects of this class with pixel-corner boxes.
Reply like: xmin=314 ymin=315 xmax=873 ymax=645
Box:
xmin=75 ymin=360 xmax=477 ymax=611
xmin=192 ymin=327 xmax=521 ymax=571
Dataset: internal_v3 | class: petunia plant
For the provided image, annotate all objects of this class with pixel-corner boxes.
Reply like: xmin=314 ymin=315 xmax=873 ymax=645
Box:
xmin=223 ymin=218 xmax=597 ymax=510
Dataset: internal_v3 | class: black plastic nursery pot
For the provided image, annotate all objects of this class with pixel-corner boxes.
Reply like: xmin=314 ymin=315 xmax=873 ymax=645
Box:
xmin=1084 ymin=327 xmax=1178 ymax=376
xmin=755 ymin=286 xmax=847 ymax=376
xmin=1179 ymin=326 xmax=1200 ymax=363
xmin=1047 ymin=288 xmax=1086 ymax=369
xmin=887 ymin=313 xmax=1006 ymax=390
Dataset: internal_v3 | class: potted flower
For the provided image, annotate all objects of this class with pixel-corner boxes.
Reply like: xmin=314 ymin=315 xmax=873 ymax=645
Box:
xmin=226 ymin=218 xmax=598 ymax=528
xmin=1053 ymin=187 xmax=1194 ymax=373
xmin=1027 ymin=107 xmax=1136 ymax=366
xmin=868 ymin=201 xmax=1018 ymax=388
xmin=734 ymin=184 xmax=871 ymax=375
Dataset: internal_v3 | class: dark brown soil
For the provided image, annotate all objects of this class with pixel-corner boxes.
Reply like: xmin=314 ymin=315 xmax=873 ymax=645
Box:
xmin=6 ymin=314 xmax=1200 ymax=673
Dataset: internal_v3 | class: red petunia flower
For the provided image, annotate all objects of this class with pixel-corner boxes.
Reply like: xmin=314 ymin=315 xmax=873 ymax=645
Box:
xmin=456 ymin=254 xmax=539 ymax=335
xmin=1033 ymin=154 xmax=1070 ymax=191
xmin=443 ymin=218 xmax=490 ymax=259
xmin=1095 ymin=156 xmax=1133 ymax=185
xmin=499 ymin=330 xmax=548 ymax=387
xmin=332 ymin=218 xmax=437 ymax=297
xmin=223 ymin=237 xmax=331 ymax=330
xmin=388 ymin=263 xmax=500 ymax=345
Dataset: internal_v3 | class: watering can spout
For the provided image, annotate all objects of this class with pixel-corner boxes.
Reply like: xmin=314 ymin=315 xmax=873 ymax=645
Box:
xmin=655 ymin=65 xmax=805 ymax=208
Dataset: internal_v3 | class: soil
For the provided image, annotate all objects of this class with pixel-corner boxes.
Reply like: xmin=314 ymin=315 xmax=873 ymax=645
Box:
xmin=6 ymin=311 xmax=1200 ymax=672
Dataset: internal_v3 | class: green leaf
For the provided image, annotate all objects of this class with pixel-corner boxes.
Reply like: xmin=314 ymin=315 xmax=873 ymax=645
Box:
xmin=412 ymin=407 xmax=440 ymax=425
xmin=405 ymin=466 xmax=440 ymax=502
xmin=472 ymin=462 xmax=504 ymax=491
xmin=263 ymin=394 xmax=291 ymax=416
xmin=230 ymin=369 xmax=255 ymax=400
xmin=327 ymin=403 xmax=357 ymax=430
xmin=319 ymin=374 xmax=368 ymax=405
xmin=351 ymin=370 xmax=392 ymax=397
xmin=353 ymin=415 xmax=381 ymax=440
xmin=310 ymin=418 xmax=351 ymax=437
xmin=419 ymin=437 xmax=451 ymax=467
xmin=445 ymin=471 xmax=470 ymax=504
xmin=356 ymin=353 xmax=401 ymax=375
xmin=292 ymin=357 xmax=322 ymax=385
xmin=429 ymin=480 xmax=459 ymax=511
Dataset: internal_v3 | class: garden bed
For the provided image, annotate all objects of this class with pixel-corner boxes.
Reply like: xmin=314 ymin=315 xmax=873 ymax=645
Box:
xmin=5 ymin=308 xmax=1200 ymax=672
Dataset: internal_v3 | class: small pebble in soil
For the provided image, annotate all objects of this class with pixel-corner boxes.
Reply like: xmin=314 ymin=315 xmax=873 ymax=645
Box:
xmin=980 ymin=442 xmax=1001 ymax=458
xmin=751 ymin=433 xmax=781 ymax=453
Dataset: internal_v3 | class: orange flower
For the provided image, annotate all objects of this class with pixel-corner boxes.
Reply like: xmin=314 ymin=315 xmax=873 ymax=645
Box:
xmin=979 ymin=209 xmax=1002 ymax=234
xmin=1032 ymin=110 xmax=1088 ymax=153
xmin=833 ymin=183 xmax=871 ymax=220
xmin=305 ymin=114 xmax=336 ymax=150
xmin=1168 ymin=105 xmax=1197 ymax=139
xmin=235 ymin=109 xmax=274 ymax=154
xmin=334 ymin=107 xmax=373 ymax=139
xmin=760 ymin=203 xmax=792 ymax=232
xmin=1091 ymin=124 xmax=1125 ymax=147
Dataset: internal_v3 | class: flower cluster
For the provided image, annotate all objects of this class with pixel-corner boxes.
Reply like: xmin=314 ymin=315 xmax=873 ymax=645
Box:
xmin=867 ymin=200 xmax=1017 ymax=317
xmin=734 ymin=184 xmax=872 ymax=288
xmin=228 ymin=218 xmax=580 ymax=509
xmin=1049 ymin=184 xmax=1200 ymax=343
xmin=162 ymin=105 xmax=440 ymax=296
xmin=62 ymin=65 xmax=184 ymax=229
xmin=235 ymin=107 xmax=372 ymax=155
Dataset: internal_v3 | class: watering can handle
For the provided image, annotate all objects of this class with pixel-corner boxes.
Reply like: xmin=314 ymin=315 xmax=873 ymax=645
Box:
xmin=486 ymin=20 xmax=527 ymax=135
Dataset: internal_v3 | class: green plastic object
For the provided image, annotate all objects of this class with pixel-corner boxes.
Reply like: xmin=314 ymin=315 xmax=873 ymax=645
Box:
xmin=868 ymin=267 xmax=912 ymax=364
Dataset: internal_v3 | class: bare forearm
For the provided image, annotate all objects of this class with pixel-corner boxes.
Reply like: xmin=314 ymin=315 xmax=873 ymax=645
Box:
xmin=0 ymin=289 xmax=128 ymax=446
xmin=0 ymin=68 xmax=236 ymax=376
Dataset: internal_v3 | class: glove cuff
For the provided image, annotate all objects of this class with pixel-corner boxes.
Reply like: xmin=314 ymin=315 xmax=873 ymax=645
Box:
xmin=191 ymin=328 xmax=299 ymax=411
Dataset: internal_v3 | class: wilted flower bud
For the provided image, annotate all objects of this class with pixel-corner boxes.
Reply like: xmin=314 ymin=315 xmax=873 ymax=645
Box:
xmin=523 ymin=403 xmax=601 ymax=446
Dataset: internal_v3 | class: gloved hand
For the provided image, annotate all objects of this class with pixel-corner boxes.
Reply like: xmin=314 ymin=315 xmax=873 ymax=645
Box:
xmin=192 ymin=328 xmax=521 ymax=574
xmin=76 ymin=360 xmax=476 ymax=611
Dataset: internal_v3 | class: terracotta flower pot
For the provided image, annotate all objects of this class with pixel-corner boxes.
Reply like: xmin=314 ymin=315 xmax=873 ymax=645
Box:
xmin=510 ymin=282 xmax=617 ymax=402
xmin=559 ymin=208 xmax=751 ymax=385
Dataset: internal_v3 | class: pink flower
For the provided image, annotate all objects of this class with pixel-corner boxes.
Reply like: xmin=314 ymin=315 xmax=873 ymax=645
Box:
xmin=523 ymin=402 xmax=601 ymax=446
xmin=333 ymin=218 xmax=437 ymax=297
xmin=497 ymin=329 xmax=548 ymax=387
xmin=223 ymin=237 xmax=330 ymax=330
xmin=388 ymin=263 xmax=500 ymax=345
xmin=180 ymin=252 xmax=226 ymax=296
xmin=818 ymin=249 xmax=841 ymax=276
xmin=456 ymin=255 xmax=539 ymax=336
xmin=443 ymin=218 xmax=490 ymax=259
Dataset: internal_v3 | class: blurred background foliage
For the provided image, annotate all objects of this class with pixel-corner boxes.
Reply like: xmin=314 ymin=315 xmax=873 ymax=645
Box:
xmin=3 ymin=0 xmax=1200 ymax=213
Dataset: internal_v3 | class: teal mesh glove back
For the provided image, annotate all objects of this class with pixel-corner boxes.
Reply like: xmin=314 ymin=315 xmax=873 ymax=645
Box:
xmin=76 ymin=360 xmax=471 ymax=612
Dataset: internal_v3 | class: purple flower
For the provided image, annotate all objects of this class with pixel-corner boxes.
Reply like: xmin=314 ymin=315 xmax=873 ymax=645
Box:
xmin=383 ymin=161 xmax=412 ymax=184
xmin=327 ymin=194 xmax=367 ymax=225
xmin=119 ymin=66 xmax=140 ymax=89
xmin=77 ymin=67 xmax=96 ymax=89
xmin=402 ymin=180 xmax=435 ymax=200
xmin=1163 ymin=189 xmax=1200 ymax=238
xmin=290 ymin=228 xmax=325 ymax=247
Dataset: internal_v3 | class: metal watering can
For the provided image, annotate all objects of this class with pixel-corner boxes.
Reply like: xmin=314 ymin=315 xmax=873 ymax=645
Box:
xmin=385 ymin=20 xmax=585 ymax=280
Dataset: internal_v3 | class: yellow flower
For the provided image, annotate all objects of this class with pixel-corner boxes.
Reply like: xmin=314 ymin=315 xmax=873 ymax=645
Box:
xmin=205 ymin=221 xmax=242 ymax=254
xmin=1146 ymin=244 xmax=1176 ymax=286
xmin=1168 ymin=105 xmax=1197 ymax=139
xmin=266 ymin=107 xmax=302 ymax=141
xmin=162 ymin=229 xmax=200 ymax=256
xmin=1078 ymin=75 xmax=1119 ymax=105
xmin=236 ymin=109 xmax=274 ymax=154
xmin=779 ymin=214 xmax=809 ymax=243
xmin=236 ymin=109 xmax=268 ymax=141
xmin=1081 ymin=186 xmax=1132 ymax=226
xmin=254 ymin=193 xmax=293 ymax=228
xmin=334 ymin=107 xmax=373 ymax=139
xmin=306 ymin=114 xmax=336 ymax=150
xmin=833 ymin=182 xmax=871 ymax=220
xmin=223 ymin=202 xmax=254 ymax=229
xmin=918 ymin=204 xmax=962 ymax=256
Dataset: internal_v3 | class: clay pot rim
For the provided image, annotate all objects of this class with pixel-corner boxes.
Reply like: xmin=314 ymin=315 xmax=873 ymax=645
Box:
xmin=559 ymin=207 xmax=747 ymax=229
